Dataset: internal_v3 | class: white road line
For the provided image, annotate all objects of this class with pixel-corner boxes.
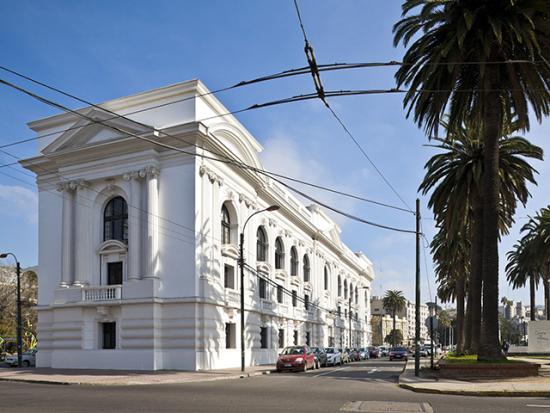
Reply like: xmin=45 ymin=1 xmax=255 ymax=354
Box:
xmin=526 ymin=405 xmax=550 ymax=408
xmin=367 ymin=368 xmax=380 ymax=374
xmin=313 ymin=366 xmax=349 ymax=378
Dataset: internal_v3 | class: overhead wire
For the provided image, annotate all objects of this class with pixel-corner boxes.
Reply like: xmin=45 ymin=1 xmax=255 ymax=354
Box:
xmin=0 ymin=76 xmax=417 ymax=233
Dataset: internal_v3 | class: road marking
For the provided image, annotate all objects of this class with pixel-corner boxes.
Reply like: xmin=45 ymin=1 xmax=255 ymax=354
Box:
xmin=526 ymin=405 xmax=550 ymax=408
xmin=313 ymin=366 xmax=349 ymax=377
xmin=367 ymin=368 xmax=380 ymax=374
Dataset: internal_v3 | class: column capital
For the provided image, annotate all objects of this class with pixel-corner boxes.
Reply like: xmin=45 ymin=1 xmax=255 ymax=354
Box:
xmin=56 ymin=179 xmax=88 ymax=192
xmin=145 ymin=165 xmax=160 ymax=178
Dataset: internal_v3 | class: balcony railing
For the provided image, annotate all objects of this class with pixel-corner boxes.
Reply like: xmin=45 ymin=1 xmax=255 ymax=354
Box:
xmin=224 ymin=289 xmax=241 ymax=306
xmin=82 ymin=285 xmax=121 ymax=302
xmin=261 ymin=299 xmax=274 ymax=311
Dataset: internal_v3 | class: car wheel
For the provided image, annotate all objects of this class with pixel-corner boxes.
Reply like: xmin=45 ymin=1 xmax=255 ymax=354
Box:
xmin=23 ymin=360 xmax=30 ymax=367
xmin=303 ymin=363 xmax=308 ymax=372
xmin=276 ymin=368 xmax=282 ymax=373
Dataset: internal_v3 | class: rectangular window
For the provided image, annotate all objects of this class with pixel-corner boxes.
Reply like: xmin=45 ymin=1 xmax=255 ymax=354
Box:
xmin=225 ymin=323 xmax=236 ymax=349
xmin=260 ymin=327 xmax=268 ymax=349
xmin=292 ymin=290 xmax=297 ymax=307
xmin=224 ymin=265 xmax=235 ymax=289
xmin=306 ymin=331 xmax=311 ymax=346
xmin=107 ymin=262 xmax=123 ymax=285
xmin=338 ymin=306 xmax=341 ymax=317
xmin=278 ymin=329 xmax=285 ymax=348
xmin=259 ymin=278 xmax=267 ymax=299
xmin=293 ymin=329 xmax=298 ymax=345
xmin=277 ymin=285 xmax=283 ymax=303
xmin=102 ymin=322 xmax=116 ymax=349
xmin=304 ymin=294 xmax=309 ymax=310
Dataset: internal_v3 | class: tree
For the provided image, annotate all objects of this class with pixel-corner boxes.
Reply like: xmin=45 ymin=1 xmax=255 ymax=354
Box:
xmin=385 ymin=329 xmax=404 ymax=347
xmin=420 ymin=121 xmax=542 ymax=354
xmin=394 ymin=0 xmax=550 ymax=361
xmin=382 ymin=290 xmax=407 ymax=348
xmin=506 ymin=207 xmax=550 ymax=320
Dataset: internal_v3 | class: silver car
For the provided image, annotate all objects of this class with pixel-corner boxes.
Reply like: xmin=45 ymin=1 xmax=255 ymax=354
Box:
xmin=5 ymin=349 xmax=36 ymax=367
xmin=324 ymin=347 xmax=342 ymax=366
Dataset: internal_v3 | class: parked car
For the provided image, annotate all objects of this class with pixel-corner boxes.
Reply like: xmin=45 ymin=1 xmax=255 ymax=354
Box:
xmin=311 ymin=346 xmax=327 ymax=368
xmin=378 ymin=346 xmax=389 ymax=357
xmin=5 ymin=349 xmax=37 ymax=367
xmin=338 ymin=348 xmax=350 ymax=364
xmin=276 ymin=345 xmax=316 ymax=372
xmin=358 ymin=347 xmax=370 ymax=360
xmin=389 ymin=347 xmax=409 ymax=361
xmin=348 ymin=348 xmax=361 ymax=362
xmin=418 ymin=347 xmax=429 ymax=357
xmin=368 ymin=346 xmax=380 ymax=358
xmin=324 ymin=347 xmax=342 ymax=366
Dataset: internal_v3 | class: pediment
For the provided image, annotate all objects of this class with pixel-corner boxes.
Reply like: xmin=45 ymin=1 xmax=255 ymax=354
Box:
xmin=42 ymin=108 xmax=149 ymax=154
xmin=97 ymin=239 xmax=128 ymax=255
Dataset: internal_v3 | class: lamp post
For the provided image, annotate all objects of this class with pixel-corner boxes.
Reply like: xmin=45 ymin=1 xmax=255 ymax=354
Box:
xmin=1 ymin=252 xmax=22 ymax=368
xmin=239 ymin=205 xmax=279 ymax=372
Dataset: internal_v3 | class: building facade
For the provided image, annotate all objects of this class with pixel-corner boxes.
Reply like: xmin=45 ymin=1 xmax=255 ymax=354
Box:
xmin=22 ymin=80 xmax=374 ymax=371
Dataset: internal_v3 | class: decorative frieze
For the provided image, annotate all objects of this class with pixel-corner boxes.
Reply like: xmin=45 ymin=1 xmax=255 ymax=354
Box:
xmin=199 ymin=165 xmax=223 ymax=186
xmin=238 ymin=192 xmax=257 ymax=209
xmin=56 ymin=178 xmax=88 ymax=192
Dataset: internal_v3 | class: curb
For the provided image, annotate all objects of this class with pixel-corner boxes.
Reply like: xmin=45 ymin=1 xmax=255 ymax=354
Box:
xmin=0 ymin=369 xmax=275 ymax=387
xmin=397 ymin=383 xmax=550 ymax=398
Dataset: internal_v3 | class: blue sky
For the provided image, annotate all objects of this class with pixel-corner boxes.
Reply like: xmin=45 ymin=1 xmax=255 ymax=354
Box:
xmin=1 ymin=0 xmax=549 ymax=306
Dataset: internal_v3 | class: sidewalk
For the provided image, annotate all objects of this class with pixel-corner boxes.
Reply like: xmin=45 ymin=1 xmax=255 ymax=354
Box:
xmin=398 ymin=358 xmax=550 ymax=397
xmin=0 ymin=364 xmax=276 ymax=386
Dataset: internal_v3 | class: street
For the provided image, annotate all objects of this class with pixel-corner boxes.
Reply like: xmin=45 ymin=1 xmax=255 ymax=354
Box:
xmin=1 ymin=359 xmax=548 ymax=413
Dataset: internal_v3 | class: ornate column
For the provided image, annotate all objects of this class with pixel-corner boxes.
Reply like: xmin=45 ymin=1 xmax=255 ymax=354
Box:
xmin=145 ymin=166 xmax=159 ymax=279
xmin=57 ymin=181 xmax=75 ymax=287
xmin=73 ymin=179 xmax=90 ymax=286
xmin=124 ymin=170 xmax=145 ymax=280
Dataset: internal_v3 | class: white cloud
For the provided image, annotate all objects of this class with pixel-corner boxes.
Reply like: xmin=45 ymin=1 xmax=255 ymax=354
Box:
xmin=0 ymin=185 xmax=38 ymax=225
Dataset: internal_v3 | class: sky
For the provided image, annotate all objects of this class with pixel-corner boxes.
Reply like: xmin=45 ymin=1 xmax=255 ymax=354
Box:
xmin=0 ymin=0 xmax=548 ymax=307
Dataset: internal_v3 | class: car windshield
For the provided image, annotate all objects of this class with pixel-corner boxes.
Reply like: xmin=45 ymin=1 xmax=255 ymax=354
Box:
xmin=281 ymin=346 xmax=304 ymax=355
xmin=325 ymin=348 xmax=335 ymax=354
xmin=391 ymin=347 xmax=407 ymax=352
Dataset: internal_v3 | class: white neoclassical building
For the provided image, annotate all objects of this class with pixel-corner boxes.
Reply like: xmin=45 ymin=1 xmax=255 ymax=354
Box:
xmin=21 ymin=80 xmax=375 ymax=370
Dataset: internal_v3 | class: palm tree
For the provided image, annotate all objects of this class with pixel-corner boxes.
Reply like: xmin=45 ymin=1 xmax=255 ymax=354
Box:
xmin=419 ymin=121 xmax=542 ymax=353
xmin=382 ymin=290 xmax=407 ymax=348
xmin=431 ymin=227 xmax=469 ymax=354
xmin=394 ymin=0 xmax=550 ymax=361
xmin=506 ymin=207 xmax=550 ymax=321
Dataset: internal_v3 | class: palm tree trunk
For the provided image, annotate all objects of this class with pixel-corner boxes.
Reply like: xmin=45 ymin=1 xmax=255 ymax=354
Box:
xmin=530 ymin=275 xmax=536 ymax=321
xmin=545 ymin=278 xmax=549 ymax=321
xmin=470 ymin=198 xmax=483 ymax=354
xmin=478 ymin=70 xmax=505 ymax=361
xmin=455 ymin=275 xmax=465 ymax=354
xmin=464 ymin=292 xmax=472 ymax=352
xmin=392 ymin=310 xmax=396 ymax=348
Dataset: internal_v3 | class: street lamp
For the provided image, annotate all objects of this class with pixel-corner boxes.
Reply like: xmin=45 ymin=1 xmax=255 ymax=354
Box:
xmin=1 ymin=252 xmax=22 ymax=368
xmin=239 ymin=205 xmax=279 ymax=372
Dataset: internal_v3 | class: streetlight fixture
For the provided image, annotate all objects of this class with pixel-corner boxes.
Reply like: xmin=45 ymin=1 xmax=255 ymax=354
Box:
xmin=239 ymin=205 xmax=279 ymax=372
xmin=0 ymin=252 xmax=22 ymax=368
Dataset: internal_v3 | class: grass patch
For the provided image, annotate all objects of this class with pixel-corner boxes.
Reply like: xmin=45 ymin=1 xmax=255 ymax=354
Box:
xmin=443 ymin=354 xmax=527 ymax=365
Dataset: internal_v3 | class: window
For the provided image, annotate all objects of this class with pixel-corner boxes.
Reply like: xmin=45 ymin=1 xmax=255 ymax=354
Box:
xmin=290 ymin=247 xmax=298 ymax=276
xmin=275 ymin=237 xmax=285 ymax=269
xmin=260 ymin=327 xmax=268 ymax=349
xmin=224 ymin=265 xmax=235 ymax=289
xmin=355 ymin=286 xmax=359 ymax=304
xmin=344 ymin=280 xmax=348 ymax=299
xmin=304 ymin=294 xmax=309 ymax=310
xmin=303 ymin=254 xmax=310 ymax=282
xmin=277 ymin=285 xmax=283 ymax=303
xmin=344 ymin=309 xmax=348 ymax=319
xmin=324 ymin=266 xmax=329 ymax=290
xmin=338 ymin=276 xmax=342 ymax=297
xmin=337 ymin=306 xmax=341 ymax=317
xmin=278 ymin=329 xmax=285 ymax=348
xmin=293 ymin=330 xmax=298 ymax=345
xmin=349 ymin=283 xmax=353 ymax=301
xmin=102 ymin=322 xmax=116 ymax=349
xmin=292 ymin=290 xmax=297 ymax=307
xmin=349 ymin=310 xmax=353 ymax=321
xmin=107 ymin=262 xmax=122 ymax=285
xmin=221 ymin=205 xmax=231 ymax=244
xmin=256 ymin=227 xmax=267 ymax=262
xmin=104 ymin=197 xmax=128 ymax=242
xmin=306 ymin=331 xmax=311 ymax=346
xmin=225 ymin=323 xmax=236 ymax=349
xmin=259 ymin=278 xmax=267 ymax=299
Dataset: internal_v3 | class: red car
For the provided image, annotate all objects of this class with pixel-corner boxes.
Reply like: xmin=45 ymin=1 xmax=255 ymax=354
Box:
xmin=276 ymin=345 xmax=316 ymax=372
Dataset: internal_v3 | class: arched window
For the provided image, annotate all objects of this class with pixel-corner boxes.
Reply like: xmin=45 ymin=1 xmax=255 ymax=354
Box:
xmin=355 ymin=286 xmax=359 ymax=304
xmin=275 ymin=237 xmax=285 ymax=270
xmin=104 ymin=196 xmax=128 ymax=242
xmin=303 ymin=254 xmax=310 ymax=282
xmin=338 ymin=275 xmax=342 ymax=297
xmin=344 ymin=279 xmax=348 ymax=299
xmin=256 ymin=227 xmax=268 ymax=262
xmin=324 ymin=266 xmax=329 ymax=290
xmin=349 ymin=283 xmax=353 ymax=301
xmin=290 ymin=247 xmax=298 ymax=276
xmin=221 ymin=205 xmax=231 ymax=244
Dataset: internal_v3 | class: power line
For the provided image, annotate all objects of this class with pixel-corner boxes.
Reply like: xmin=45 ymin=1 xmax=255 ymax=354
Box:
xmin=0 ymin=68 xmax=412 ymax=215
xmin=0 ymin=77 xmax=417 ymax=234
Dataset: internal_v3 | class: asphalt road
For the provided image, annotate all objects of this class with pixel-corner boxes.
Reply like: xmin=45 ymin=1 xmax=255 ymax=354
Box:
xmin=1 ymin=359 xmax=549 ymax=412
